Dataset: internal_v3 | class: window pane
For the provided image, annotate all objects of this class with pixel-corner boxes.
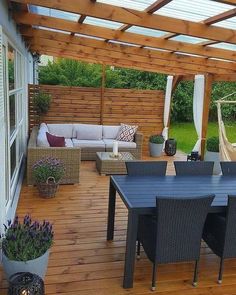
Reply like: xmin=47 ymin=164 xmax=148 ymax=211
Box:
xmin=9 ymin=94 xmax=16 ymax=135
xmin=8 ymin=44 xmax=15 ymax=90
xmin=10 ymin=140 xmax=16 ymax=179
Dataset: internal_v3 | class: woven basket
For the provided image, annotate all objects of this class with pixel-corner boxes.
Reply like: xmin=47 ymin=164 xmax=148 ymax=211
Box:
xmin=36 ymin=177 xmax=59 ymax=198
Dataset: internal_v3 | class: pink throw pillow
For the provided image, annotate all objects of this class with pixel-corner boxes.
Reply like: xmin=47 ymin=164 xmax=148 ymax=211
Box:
xmin=46 ymin=132 xmax=65 ymax=147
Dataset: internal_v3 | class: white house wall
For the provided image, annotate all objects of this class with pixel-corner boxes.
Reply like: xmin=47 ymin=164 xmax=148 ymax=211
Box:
xmin=0 ymin=0 xmax=34 ymax=226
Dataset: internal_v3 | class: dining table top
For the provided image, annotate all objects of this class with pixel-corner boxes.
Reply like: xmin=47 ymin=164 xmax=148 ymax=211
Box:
xmin=111 ymin=174 xmax=236 ymax=213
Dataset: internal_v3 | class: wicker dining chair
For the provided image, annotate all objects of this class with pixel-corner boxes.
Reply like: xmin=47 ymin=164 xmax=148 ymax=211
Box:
xmin=125 ymin=161 xmax=167 ymax=176
xmin=220 ymin=162 xmax=236 ymax=175
xmin=203 ymin=195 xmax=236 ymax=284
xmin=137 ymin=194 xmax=214 ymax=291
xmin=174 ymin=161 xmax=214 ymax=176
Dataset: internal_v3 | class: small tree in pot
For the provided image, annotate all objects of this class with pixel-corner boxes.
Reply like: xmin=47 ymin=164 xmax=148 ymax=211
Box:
xmin=33 ymin=157 xmax=65 ymax=198
xmin=204 ymin=136 xmax=221 ymax=174
xmin=149 ymin=135 xmax=165 ymax=157
xmin=1 ymin=215 xmax=53 ymax=280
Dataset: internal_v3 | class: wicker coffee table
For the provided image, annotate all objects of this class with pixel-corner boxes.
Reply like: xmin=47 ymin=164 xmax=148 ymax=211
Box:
xmin=96 ymin=152 xmax=135 ymax=175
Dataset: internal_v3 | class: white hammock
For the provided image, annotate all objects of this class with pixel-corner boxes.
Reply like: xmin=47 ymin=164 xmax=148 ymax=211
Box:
xmin=217 ymin=92 xmax=236 ymax=161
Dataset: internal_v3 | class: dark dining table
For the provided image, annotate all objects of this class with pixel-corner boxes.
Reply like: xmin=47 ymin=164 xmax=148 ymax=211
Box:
xmin=106 ymin=174 xmax=236 ymax=289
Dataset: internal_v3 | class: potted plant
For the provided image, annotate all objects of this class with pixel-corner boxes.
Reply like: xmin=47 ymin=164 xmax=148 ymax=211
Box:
xmin=32 ymin=157 xmax=65 ymax=198
xmin=149 ymin=135 xmax=165 ymax=157
xmin=34 ymin=91 xmax=51 ymax=116
xmin=204 ymin=136 xmax=221 ymax=175
xmin=1 ymin=215 xmax=53 ymax=280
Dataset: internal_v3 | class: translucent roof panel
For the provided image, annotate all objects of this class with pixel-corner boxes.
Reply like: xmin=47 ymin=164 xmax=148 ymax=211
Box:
xmin=127 ymin=26 xmax=168 ymax=38
xmin=29 ymin=5 xmax=80 ymax=22
xmin=108 ymin=40 xmax=140 ymax=47
xmin=75 ymin=33 xmax=105 ymax=41
xmin=209 ymin=43 xmax=236 ymax=51
xmin=214 ymin=17 xmax=236 ymax=30
xmin=96 ymin=0 xmax=153 ymax=11
xmin=170 ymin=35 xmax=209 ymax=44
xmin=155 ymin=0 xmax=234 ymax=22
xmin=83 ymin=17 xmax=123 ymax=29
xmin=33 ymin=26 xmax=71 ymax=35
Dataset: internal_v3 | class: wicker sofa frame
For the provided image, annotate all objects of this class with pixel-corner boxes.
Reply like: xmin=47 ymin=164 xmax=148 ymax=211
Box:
xmin=27 ymin=127 xmax=81 ymax=185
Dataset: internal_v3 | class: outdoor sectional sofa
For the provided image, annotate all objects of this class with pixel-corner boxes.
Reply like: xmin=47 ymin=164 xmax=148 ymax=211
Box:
xmin=27 ymin=123 xmax=143 ymax=185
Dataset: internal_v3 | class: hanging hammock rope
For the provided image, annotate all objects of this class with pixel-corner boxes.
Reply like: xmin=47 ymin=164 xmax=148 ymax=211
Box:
xmin=217 ymin=92 xmax=236 ymax=161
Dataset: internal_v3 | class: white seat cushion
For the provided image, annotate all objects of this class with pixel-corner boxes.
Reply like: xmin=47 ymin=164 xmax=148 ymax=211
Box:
xmin=37 ymin=123 xmax=50 ymax=147
xmin=103 ymin=125 xmax=121 ymax=139
xmin=103 ymin=139 xmax=136 ymax=149
xmin=65 ymin=138 xmax=74 ymax=148
xmin=72 ymin=139 xmax=105 ymax=148
xmin=47 ymin=124 xmax=74 ymax=138
xmin=73 ymin=124 xmax=103 ymax=140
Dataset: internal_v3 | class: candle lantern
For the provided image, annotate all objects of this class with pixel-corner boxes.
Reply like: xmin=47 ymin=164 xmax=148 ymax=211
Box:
xmin=164 ymin=138 xmax=177 ymax=156
xmin=187 ymin=151 xmax=200 ymax=161
xmin=8 ymin=272 xmax=44 ymax=295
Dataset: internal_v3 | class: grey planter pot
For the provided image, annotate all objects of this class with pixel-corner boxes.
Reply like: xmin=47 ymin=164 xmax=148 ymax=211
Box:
xmin=149 ymin=142 xmax=163 ymax=157
xmin=2 ymin=249 xmax=50 ymax=281
xmin=204 ymin=151 xmax=221 ymax=175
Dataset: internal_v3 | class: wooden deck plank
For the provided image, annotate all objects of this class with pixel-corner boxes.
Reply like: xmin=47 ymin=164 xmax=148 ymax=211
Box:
xmin=3 ymin=152 xmax=236 ymax=294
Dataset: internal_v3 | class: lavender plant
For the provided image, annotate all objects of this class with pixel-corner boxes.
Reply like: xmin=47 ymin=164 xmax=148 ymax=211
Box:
xmin=1 ymin=215 xmax=54 ymax=261
xmin=32 ymin=157 xmax=65 ymax=183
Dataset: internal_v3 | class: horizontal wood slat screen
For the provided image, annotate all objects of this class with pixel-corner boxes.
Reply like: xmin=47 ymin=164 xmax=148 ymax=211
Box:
xmin=28 ymin=84 xmax=164 ymax=154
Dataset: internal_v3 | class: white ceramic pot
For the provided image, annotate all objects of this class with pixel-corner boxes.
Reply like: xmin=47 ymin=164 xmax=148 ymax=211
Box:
xmin=2 ymin=249 xmax=50 ymax=281
xmin=204 ymin=151 xmax=221 ymax=175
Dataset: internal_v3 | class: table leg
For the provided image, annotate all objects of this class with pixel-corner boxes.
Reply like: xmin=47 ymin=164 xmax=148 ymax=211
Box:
xmin=123 ymin=210 xmax=138 ymax=288
xmin=107 ymin=179 xmax=116 ymax=241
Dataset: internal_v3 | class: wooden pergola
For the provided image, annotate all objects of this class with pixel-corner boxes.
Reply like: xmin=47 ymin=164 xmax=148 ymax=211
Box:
xmin=9 ymin=0 xmax=236 ymax=154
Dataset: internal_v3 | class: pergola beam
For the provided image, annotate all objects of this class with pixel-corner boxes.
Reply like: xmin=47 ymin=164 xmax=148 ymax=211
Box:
xmin=21 ymin=28 xmax=236 ymax=73
xmin=203 ymin=8 xmax=236 ymax=25
xmin=11 ymin=0 xmax=236 ymax=44
xmin=14 ymin=13 xmax=236 ymax=62
xmin=30 ymin=38 xmax=230 ymax=75
xmin=211 ymin=0 xmax=236 ymax=5
xmin=32 ymin=47 xmax=194 ymax=75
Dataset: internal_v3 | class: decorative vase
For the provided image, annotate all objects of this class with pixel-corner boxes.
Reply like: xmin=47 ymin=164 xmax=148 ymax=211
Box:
xmin=2 ymin=250 xmax=50 ymax=281
xmin=164 ymin=138 xmax=177 ymax=156
xmin=36 ymin=177 xmax=59 ymax=198
xmin=149 ymin=142 xmax=163 ymax=157
xmin=204 ymin=151 xmax=221 ymax=175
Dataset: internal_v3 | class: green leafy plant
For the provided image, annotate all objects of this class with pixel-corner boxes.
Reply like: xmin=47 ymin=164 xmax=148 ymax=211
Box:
xmin=34 ymin=91 xmax=51 ymax=115
xmin=1 ymin=215 xmax=53 ymax=261
xmin=32 ymin=157 xmax=65 ymax=183
xmin=149 ymin=135 xmax=165 ymax=144
xmin=206 ymin=136 xmax=219 ymax=152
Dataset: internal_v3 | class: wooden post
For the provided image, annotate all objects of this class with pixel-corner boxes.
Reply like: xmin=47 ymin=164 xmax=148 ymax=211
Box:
xmin=100 ymin=63 xmax=106 ymax=125
xmin=200 ymin=74 xmax=213 ymax=159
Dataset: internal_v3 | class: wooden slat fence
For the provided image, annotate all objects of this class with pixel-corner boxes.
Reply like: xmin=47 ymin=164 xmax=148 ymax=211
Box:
xmin=28 ymin=84 xmax=164 ymax=154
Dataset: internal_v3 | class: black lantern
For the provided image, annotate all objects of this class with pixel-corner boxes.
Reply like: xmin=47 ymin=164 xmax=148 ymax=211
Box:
xmin=8 ymin=272 xmax=44 ymax=295
xmin=164 ymin=138 xmax=177 ymax=156
xmin=187 ymin=151 xmax=200 ymax=161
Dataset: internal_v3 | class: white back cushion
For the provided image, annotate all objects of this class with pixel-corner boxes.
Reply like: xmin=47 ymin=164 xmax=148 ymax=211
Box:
xmin=37 ymin=123 xmax=49 ymax=147
xmin=102 ymin=125 xmax=121 ymax=139
xmin=47 ymin=124 xmax=74 ymax=138
xmin=74 ymin=124 xmax=103 ymax=140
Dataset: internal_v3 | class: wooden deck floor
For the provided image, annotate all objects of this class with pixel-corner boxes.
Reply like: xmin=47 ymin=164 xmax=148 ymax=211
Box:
xmin=2 ymin=152 xmax=236 ymax=294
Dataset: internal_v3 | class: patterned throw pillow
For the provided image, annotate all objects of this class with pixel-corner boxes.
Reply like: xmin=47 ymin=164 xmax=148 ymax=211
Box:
xmin=116 ymin=124 xmax=138 ymax=142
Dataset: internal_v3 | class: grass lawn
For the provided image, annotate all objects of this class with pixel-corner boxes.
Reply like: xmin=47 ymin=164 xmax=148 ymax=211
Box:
xmin=169 ymin=121 xmax=236 ymax=154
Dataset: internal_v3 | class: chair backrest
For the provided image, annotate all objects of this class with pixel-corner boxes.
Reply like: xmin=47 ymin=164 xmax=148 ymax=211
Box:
xmin=223 ymin=195 xmax=236 ymax=258
xmin=125 ymin=161 xmax=167 ymax=176
xmin=220 ymin=162 xmax=236 ymax=176
xmin=174 ymin=161 xmax=214 ymax=176
xmin=155 ymin=195 xmax=214 ymax=264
